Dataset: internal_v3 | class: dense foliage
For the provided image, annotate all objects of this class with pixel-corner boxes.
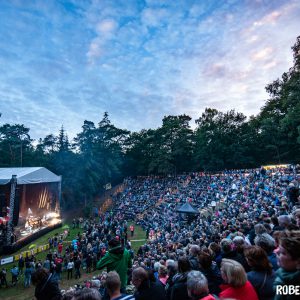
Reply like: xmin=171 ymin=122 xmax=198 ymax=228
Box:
xmin=0 ymin=37 xmax=299 ymax=208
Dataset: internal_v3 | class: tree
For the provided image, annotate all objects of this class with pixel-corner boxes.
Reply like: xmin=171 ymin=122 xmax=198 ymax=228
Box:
xmin=194 ymin=108 xmax=249 ymax=170
xmin=0 ymin=124 xmax=32 ymax=167
xmin=257 ymin=36 xmax=300 ymax=163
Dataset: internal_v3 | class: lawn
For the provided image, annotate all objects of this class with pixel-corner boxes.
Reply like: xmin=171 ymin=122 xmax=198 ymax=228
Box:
xmin=128 ymin=223 xmax=147 ymax=253
xmin=0 ymin=222 xmax=146 ymax=299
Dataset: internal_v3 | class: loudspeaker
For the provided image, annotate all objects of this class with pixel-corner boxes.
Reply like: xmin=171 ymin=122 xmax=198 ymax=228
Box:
xmin=13 ymin=188 xmax=20 ymax=226
xmin=0 ymin=192 xmax=6 ymax=217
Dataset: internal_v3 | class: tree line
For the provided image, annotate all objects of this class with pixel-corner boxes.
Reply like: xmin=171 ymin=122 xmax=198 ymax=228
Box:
xmin=0 ymin=36 xmax=299 ymax=208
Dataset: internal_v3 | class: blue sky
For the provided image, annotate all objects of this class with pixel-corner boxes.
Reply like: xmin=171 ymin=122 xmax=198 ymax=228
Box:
xmin=0 ymin=0 xmax=299 ymax=140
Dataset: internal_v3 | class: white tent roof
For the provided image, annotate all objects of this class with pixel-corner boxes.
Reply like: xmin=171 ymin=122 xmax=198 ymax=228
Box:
xmin=0 ymin=167 xmax=61 ymax=185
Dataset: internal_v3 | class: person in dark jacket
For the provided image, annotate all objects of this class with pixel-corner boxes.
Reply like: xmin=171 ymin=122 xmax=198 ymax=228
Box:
xmin=165 ymin=259 xmax=177 ymax=300
xmin=170 ymin=256 xmax=191 ymax=300
xmin=219 ymin=238 xmax=245 ymax=268
xmin=254 ymin=233 xmax=279 ymax=270
xmin=189 ymin=245 xmax=200 ymax=271
xmin=273 ymin=231 xmax=300 ymax=300
xmin=244 ymin=246 xmax=276 ymax=300
xmin=32 ymin=268 xmax=62 ymax=300
xmin=198 ymin=247 xmax=222 ymax=295
xmin=132 ymin=267 xmax=167 ymax=300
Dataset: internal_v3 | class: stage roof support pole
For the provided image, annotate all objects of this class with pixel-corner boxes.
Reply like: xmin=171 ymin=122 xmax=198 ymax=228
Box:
xmin=7 ymin=175 xmax=17 ymax=245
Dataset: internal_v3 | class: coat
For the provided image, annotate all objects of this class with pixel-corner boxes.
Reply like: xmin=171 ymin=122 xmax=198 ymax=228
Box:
xmin=170 ymin=272 xmax=190 ymax=300
xmin=135 ymin=279 xmax=167 ymax=300
xmin=273 ymin=268 xmax=300 ymax=300
xmin=96 ymin=245 xmax=132 ymax=289
xmin=34 ymin=274 xmax=62 ymax=300
xmin=219 ymin=280 xmax=259 ymax=300
xmin=247 ymin=270 xmax=276 ymax=300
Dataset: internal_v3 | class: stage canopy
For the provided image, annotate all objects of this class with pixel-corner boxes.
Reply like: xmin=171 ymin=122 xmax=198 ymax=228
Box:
xmin=176 ymin=202 xmax=199 ymax=214
xmin=0 ymin=167 xmax=61 ymax=185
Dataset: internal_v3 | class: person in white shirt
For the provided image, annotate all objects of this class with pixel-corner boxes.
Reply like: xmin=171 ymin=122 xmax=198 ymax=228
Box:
xmin=67 ymin=259 xmax=74 ymax=280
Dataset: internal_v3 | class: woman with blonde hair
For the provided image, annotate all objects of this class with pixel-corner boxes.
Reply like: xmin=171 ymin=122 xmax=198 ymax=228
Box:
xmin=219 ymin=259 xmax=258 ymax=300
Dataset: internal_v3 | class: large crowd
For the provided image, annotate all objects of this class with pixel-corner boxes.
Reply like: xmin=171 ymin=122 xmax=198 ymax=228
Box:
xmin=1 ymin=166 xmax=299 ymax=300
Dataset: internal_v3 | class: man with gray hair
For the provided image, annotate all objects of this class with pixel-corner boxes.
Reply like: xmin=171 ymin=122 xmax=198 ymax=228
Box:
xmin=187 ymin=271 xmax=216 ymax=300
xmin=278 ymin=215 xmax=291 ymax=229
xmin=254 ymin=233 xmax=278 ymax=270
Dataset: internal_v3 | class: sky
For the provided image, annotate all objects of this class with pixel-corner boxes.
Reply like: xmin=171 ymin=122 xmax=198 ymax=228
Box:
xmin=0 ymin=0 xmax=299 ymax=140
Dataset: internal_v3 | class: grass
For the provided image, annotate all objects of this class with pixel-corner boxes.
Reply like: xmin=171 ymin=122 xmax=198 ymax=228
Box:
xmin=0 ymin=222 xmax=146 ymax=299
xmin=128 ymin=224 xmax=147 ymax=253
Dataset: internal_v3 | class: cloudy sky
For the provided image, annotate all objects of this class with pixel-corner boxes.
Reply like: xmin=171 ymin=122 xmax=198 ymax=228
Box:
xmin=0 ymin=0 xmax=299 ymax=140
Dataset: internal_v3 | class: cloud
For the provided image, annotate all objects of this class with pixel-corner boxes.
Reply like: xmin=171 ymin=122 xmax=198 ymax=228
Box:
xmin=0 ymin=0 xmax=300 ymax=140
xmin=251 ymin=47 xmax=274 ymax=61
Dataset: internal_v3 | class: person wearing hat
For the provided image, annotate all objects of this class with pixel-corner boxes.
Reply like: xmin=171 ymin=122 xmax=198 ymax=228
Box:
xmin=97 ymin=237 xmax=132 ymax=291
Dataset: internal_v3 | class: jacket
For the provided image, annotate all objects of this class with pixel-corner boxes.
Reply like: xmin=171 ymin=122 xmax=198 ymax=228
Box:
xmin=170 ymin=272 xmax=190 ymax=300
xmin=247 ymin=270 xmax=276 ymax=300
xmin=273 ymin=268 xmax=300 ymax=300
xmin=34 ymin=273 xmax=62 ymax=300
xmin=219 ymin=280 xmax=259 ymax=300
xmin=135 ymin=279 xmax=167 ymax=300
xmin=200 ymin=262 xmax=222 ymax=295
xmin=96 ymin=245 xmax=132 ymax=288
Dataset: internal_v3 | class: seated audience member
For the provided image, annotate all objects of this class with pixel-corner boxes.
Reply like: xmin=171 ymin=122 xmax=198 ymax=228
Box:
xmin=106 ymin=271 xmax=134 ymax=300
xmin=132 ymin=267 xmax=166 ymax=300
xmin=273 ymin=231 xmax=300 ymax=300
xmin=244 ymin=246 xmax=276 ymax=300
xmin=219 ymin=259 xmax=259 ymax=300
xmin=187 ymin=270 xmax=217 ymax=300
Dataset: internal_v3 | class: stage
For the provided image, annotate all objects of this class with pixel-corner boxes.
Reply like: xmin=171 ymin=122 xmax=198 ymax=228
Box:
xmin=0 ymin=167 xmax=62 ymax=255
xmin=2 ymin=221 xmax=62 ymax=254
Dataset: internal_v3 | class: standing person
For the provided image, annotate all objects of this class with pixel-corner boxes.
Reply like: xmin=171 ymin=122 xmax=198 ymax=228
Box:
xmin=74 ymin=256 xmax=81 ymax=279
xmin=244 ymin=246 xmax=276 ymax=300
xmin=18 ymin=255 xmax=24 ymax=275
xmin=11 ymin=265 xmax=19 ymax=286
xmin=58 ymin=242 xmax=63 ymax=255
xmin=86 ymin=253 xmax=92 ymax=273
xmin=55 ymin=256 xmax=63 ymax=281
xmin=0 ymin=268 xmax=8 ymax=288
xmin=273 ymin=231 xmax=300 ymax=300
xmin=132 ymin=267 xmax=166 ymax=300
xmin=187 ymin=271 xmax=217 ymax=300
xmin=32 ymin=268 xmax=62 ymax=300
xmin=106 ymin=271 xmax=135 ymax=300
xmin=67 ymin=259 xmax=74 ymax=280
xmin=170 ymin=257 xmax=191 ymax=300
xmin=24 ymin=262 xmax=33 ymax=288
xmin=130 ymin=225 xmax=134 ymax=237
xmin=219 ymin=259 xmax=259 ymax=300
xmin=97 ymin=238 xmax=132 ymax=292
